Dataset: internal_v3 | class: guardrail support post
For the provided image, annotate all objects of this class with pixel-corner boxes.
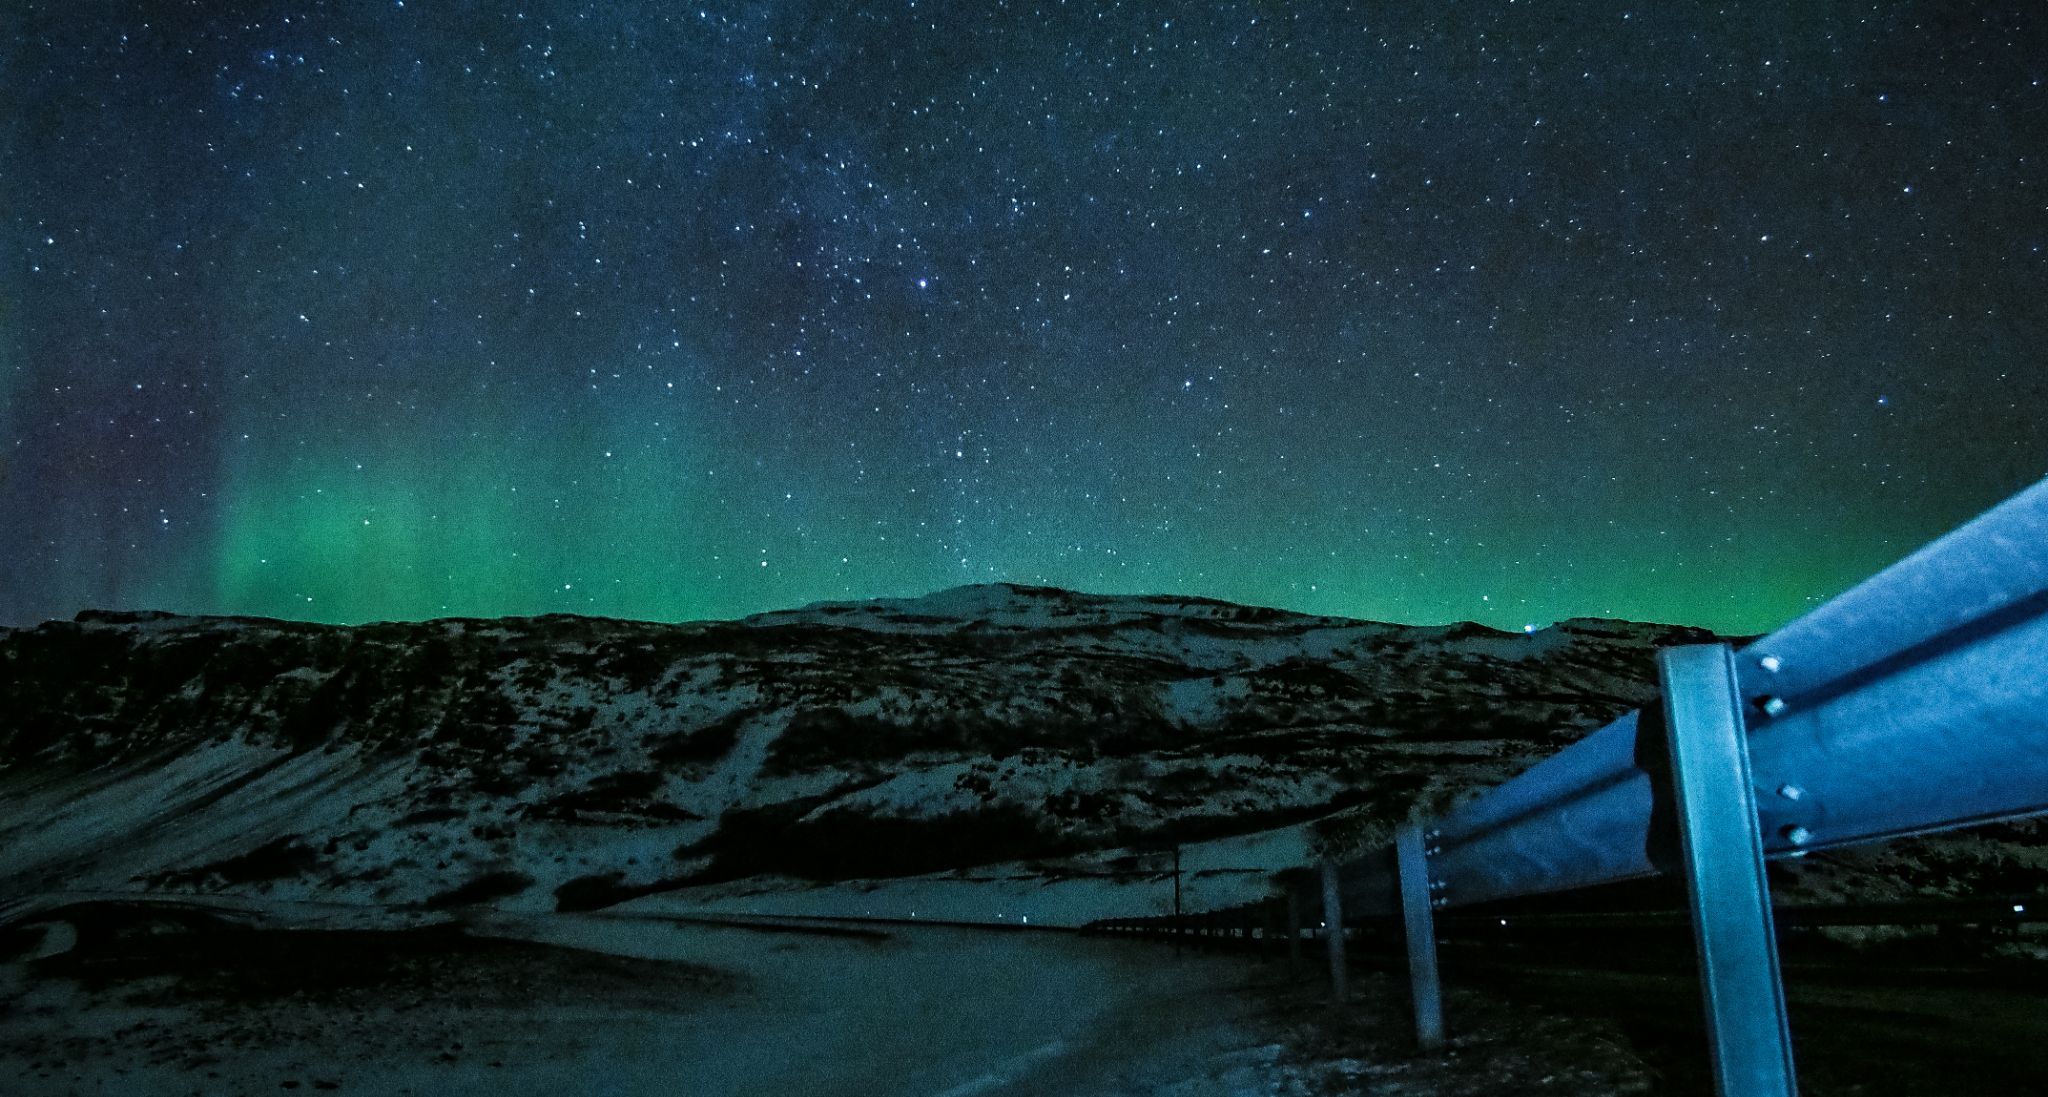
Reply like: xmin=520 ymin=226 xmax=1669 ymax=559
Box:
xmin=1659 ymin=644 xmax=1799 ymax=1097
xmin=1320 ymin=859 xmax=1348 ymax=1004
xmin=1395 ymin=823 xmax=1447 ymax=1050
xmin=1286 ymin=890 xmax=1303 ymax=973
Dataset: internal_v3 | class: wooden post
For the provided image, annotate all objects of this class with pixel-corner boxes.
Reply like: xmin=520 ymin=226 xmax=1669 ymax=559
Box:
xmin=1172 ymin=845 xmax=1184 ymax=957
xmin=1321 ymin=859 xmax=1348 ymax=1004
xmin=1287 ymin=888 xmax=1303 ymax=973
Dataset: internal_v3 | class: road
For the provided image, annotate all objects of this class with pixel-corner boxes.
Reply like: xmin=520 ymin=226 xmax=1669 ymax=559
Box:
xmin=478 ymin=914 xmax=1287 ymax=1097
xmin=2 ymin=908 xmax=1295 ymax=1097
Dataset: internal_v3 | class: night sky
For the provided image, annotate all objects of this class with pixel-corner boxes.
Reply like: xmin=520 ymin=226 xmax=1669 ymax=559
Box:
xmin=4 ymin=2 xmax=2044 ymax=634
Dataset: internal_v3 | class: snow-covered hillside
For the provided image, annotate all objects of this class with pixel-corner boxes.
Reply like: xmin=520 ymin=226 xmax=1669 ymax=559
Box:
xmin=1 ymin=583 xmax=2034 ymax=923
xmin=0 ymin=585 xmax=1711 ymax=917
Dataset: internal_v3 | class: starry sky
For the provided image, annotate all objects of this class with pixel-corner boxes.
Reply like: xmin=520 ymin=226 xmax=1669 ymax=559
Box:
xmin=3 ymin=1 xmax=2044 ymax=634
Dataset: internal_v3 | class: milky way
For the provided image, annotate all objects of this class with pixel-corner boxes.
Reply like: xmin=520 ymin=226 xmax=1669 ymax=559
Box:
xmin=4 ymin=2 xmax=2045 ymax=632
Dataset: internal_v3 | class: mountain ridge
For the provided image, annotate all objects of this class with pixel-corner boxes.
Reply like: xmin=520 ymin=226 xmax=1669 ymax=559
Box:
xmin=44 ymin=580 xmax=1697 ymax=638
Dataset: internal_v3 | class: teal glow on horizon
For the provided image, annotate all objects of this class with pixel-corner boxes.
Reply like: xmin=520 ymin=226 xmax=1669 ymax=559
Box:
xmin=196 ymin=428 xmax=1953 ymax=637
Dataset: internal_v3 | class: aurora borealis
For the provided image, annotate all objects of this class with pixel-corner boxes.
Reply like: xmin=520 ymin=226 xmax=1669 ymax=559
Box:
xmin=3 ymin=2 xmax=2044 ymax=634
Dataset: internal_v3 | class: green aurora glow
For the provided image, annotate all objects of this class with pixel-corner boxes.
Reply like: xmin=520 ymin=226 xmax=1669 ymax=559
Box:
xmin=5 ymin=2 xmax=2045 ymax=635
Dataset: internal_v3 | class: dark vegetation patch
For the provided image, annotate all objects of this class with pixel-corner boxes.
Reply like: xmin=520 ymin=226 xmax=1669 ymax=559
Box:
xmin=394 ymin=805 xmax=465 ymax=826
xmin=644 ymin=708 xmax=750 ymax=767
xmin=595 ymin=640 xmax=675 ymax=692
xmin=548 ymin=866 xmax=719 ymax=912
xmin=142 ymin=836 xmax=321 ymax=890
xmin=1242 ymin=657 xmax=1374 ymax=699
xmin=0 ymin=623 xmax=141 ymax=764
xmin=522 ymin=769 xmax=700 ymax=824
xmin=669 ymin=780 xmax=1379 ymax=886
xmin=1359 ymin=694 xmax=1616 ymax=745
xmin=421 ymin=869 xmax=535 ymax=909
xmin=763 ymin=707 xmax=954 ymax=774
xmin=1113 ymin=787 xmax=1390 ymax=853
xmin=1147 ymin=599 xmax=1296 ymax=625
xmin=764 ymin=702 xmax=1183 ymax=776
xmin=678 ymin=801 xmax=1071 ymax=883
xmin=0 ymin=921 xmax=44 ymax=962
xmin=1042 ymin=788 xmax=1123 ymax=823
xmin=1135 ymin=765 xmax=1233 ymax=807
xmin=553 ymin=872 xmax=642 ymax=912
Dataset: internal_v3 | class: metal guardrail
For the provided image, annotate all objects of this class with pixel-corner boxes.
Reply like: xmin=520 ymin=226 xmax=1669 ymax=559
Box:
xmin=1095 ymin=476 xmax=2048 ymax=1097
xmin=1329 ymin=475 xmax=2048 ymax=918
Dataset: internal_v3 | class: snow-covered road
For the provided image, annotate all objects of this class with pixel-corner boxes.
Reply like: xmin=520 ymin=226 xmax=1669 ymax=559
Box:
xmin=2 ymin=912 xmax=1303 ymax=1097
xmin=467 ymin=915 xmax=1288 ymax=1097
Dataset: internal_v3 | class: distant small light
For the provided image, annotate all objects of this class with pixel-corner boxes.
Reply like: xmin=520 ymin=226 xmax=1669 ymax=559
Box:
xmin=1522 ymin=624 xmax=1537 ymax=634
xmin=916 ymin=277 xmax=929 ymax=289
xmin=2015 ymin=904 xmax=2027 ymax=914
xmin=1499 ymin=918 xmax=1509 ymax=926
